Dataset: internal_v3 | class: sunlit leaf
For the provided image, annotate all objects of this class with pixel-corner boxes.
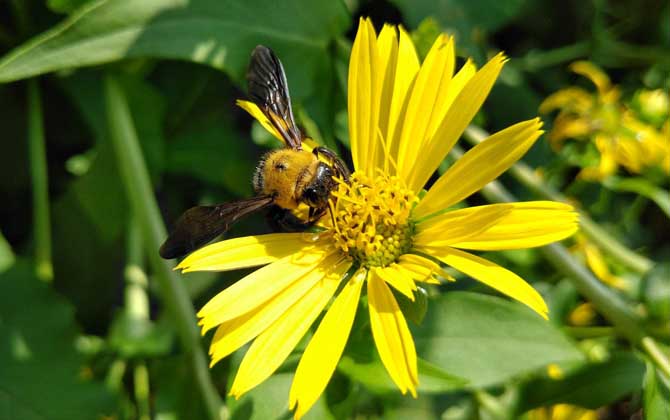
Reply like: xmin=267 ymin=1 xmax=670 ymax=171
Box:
xmin=413 ymin=292 xmax=583 ymax=388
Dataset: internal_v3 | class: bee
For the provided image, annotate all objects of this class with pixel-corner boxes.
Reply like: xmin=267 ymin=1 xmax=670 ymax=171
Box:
xmin=159 ymin=45 xmax=349 ymax=259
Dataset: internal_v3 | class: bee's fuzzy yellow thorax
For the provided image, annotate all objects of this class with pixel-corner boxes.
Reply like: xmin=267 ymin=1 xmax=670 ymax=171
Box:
xmin=255 ymin=149 xmax=318 ymax=209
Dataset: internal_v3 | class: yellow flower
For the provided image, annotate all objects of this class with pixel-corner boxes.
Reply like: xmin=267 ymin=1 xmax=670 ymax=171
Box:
xmin=528 ymin=404 xmax=598 ymax=420
xmin=541 ymin=61 xmax=669 ymax=179
xmin=572 ymin=233 xmax=626 ymax=290
xmin=177 ymin=18 xmax=578 ymax=419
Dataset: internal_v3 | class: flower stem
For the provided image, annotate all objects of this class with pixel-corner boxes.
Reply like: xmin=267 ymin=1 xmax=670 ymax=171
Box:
xmin=463 ymin=125 xmax=653 ymax=274
xmin=125 ymin=217 xmax=151 ymax=420
xmin=641 ymin=337 xmax=670 ymax=379
xmin=104 ymin=75 xmax=222 ymax=420
xmin=27 ymin=79 xmax=53 ymax=282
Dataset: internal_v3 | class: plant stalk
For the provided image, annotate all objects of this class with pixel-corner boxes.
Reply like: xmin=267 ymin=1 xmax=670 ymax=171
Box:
xmin=104 ymin=75 xmax=222 ymax=420
xmin=27 ymin=79 xmax=53 ymax=282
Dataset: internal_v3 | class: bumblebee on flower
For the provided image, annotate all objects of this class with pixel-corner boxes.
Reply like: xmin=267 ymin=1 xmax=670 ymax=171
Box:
xmin=175 ymin=18 xmax=578 ymax=419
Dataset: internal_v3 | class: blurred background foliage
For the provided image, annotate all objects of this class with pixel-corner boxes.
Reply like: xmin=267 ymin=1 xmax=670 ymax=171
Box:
xmin=0 ymin=0 xmax=668 ymax=419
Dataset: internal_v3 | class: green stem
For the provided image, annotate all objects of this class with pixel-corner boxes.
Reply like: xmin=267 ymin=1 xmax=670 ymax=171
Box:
xmin=563 ymin=326 xmax=615 ymax=339
xmin=452 ymin=142 xmax=670 ymax=378
xmin=134 ymin=363 xmax=151 ymax=420
xmin=125 ymin=217 xmax=151 ymax=418
xmin=641 ymin=337 xmax=670 ymax=379
xmin=125 ymin=218 xmax=149 ymax=320
xmin=104 ymin=75 xmax=222 ymax=420
xmin=27 ymin=79 xmax=53 ymax=282
xmin=519 ymin=41 xmax=590 ymax=72
xmin=463 ymin=125 xmax=653 ymax=274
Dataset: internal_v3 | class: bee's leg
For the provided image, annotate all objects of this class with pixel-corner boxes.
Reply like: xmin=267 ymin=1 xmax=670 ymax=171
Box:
xmin=266 ymin=205 xmax=313 ymax=232
xmin=308 ymin=206 xmax=327 ymax=223
xmin=313 ymin=146 xmax=350 ymax=181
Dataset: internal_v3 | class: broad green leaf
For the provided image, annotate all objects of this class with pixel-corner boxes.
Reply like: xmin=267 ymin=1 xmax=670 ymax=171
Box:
xmin=227 ymin=372 xmax=333 ymax=420
xmin=644 ymin=363 xmax=670 ymax=420
xmin=48 ymin=0 xmax=93 ymax=14
xmin=0 ymin=0 xmax=350 ymax=102
xmin=338 ymin=356 xmax=466 ymax=395
xmin=518 ymin=352 xmax=645 ymax=412
xmin=413 ymin=292 xmax=583 ymax=388
xmin=0 ymin=261 xmax=115 ymax=419
xmin=166 ymin=120 xmax=256 ymax=197
xmin=390 ymin=0 xmax=526 ymax=57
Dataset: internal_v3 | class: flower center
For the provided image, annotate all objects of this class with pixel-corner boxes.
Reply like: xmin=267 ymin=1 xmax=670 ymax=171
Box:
xmin=330 ymin=172 xmax=417 ymax=267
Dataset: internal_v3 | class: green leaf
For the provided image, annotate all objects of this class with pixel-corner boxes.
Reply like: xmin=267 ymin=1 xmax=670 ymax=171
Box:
xmin=390 ymin=0 xmax=526 ymax=57
xmin=413 ymin=292 xmax=583 ymax=388
xmin=227 ymin=372 xmax=333 ymax=420
xmin=0 ymin=261 xmax=116 ymax=419
xmin=0 ymin=0 xmax=350 ymax=101
xmin=166 ymin=121 xmax=256 ymax=197
xmin=394 ymin=286 xmax=429 ymax=325
xmin=518 ymin=352 xmax=645 ymax=412
xmin=338 ymin=356 xmax=466 ymax=395
xmin=644 ymin=363 xmax=670 ymax=420
xmin=47 ymin=0 xmax=94 ymax=14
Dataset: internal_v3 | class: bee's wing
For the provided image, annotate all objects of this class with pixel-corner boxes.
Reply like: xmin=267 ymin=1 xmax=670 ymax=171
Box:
xmin=159 ymin=195 xmax=274 ymax=259
xmin=247 ymin=45 xmax=304 ymax=150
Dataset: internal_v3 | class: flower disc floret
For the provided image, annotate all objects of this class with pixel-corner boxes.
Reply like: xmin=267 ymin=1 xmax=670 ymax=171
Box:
xmin=331 ymin=172 xmax=417 ymax=267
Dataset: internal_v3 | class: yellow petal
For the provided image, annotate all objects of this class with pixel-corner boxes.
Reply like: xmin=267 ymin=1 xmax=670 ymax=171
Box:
xmin=581 ymin=239 xmax=626 ymax=289
xmin=398 ymin=254 xmax=446 ymax=283
xmin=396 ymin=35 xmax=455 ymax=182
xmin=539 ymin=87 xmax=593 ymax=114
xmin=368 ymin=271 xmax=418 ymax=396
xmin=415 ymin=203 xmax=513 ymax=246
xmin=197 ymin=247 xmax=334 ymax=324
xmin=236 ymin=99 xmax=283 ymax=141
xmin=348 ymin=17 xmax=381 ymax=175
xmin=375 ymin=24 xmax=399 ymax=172
xmin=207 ymin=253 xmax=343 ymax=364
xmin=407 ymin=53 xmax=507 ymax=192
xmin=236 ymin=99 xmax=317 ymax=152
xmin=289 ymin=268 xmax=366 ymax=419
xmin=419 ymin=246 xmax=548 ymax=319
xmin=570 ymin=61 xmax=611 ymax=97
xmin=548 ymin=115 xmax=591 ymax=145
xmin=229 ymin=259 xmax=351 ymax=397
xmin=177 ymin=233 xmax=314 ymax=273
xmin=374 ymin=265 xmax=416 ymax=300
xmin=385 ymin=26 xmax=420 ymax=168
xmin=415 ymin=118 xmax=542 ymax=218
xmin=424 ymin=202 xmax=579 ymax=250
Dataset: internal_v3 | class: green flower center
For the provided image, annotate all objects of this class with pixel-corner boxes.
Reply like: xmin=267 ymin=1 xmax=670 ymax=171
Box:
xmin=330 ymin=172 xmax=417 ymax=267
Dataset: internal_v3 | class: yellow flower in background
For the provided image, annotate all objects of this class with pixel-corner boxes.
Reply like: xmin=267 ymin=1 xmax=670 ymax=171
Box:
xmin=177 ymin=18 xmax=578 ymax=419
xmin=572 ymin=233 xmax=626 ymax=290
xmin=528 ymin=404 xmax=598 ymax=420
xmin=540 ymin=61 xmax=669 ymax=179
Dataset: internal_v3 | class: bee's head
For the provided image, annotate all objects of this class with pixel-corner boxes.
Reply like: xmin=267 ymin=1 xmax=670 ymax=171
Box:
xmin=302 ymin=163 xmax=334 ymax=208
